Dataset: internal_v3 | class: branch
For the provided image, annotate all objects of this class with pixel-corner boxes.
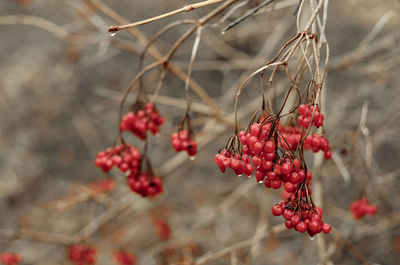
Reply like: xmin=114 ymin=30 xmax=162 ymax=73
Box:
xmin=0 ymin=15 xmax=67 ymax=39
xmin=108 ymin=0 xmax=227 ymax=33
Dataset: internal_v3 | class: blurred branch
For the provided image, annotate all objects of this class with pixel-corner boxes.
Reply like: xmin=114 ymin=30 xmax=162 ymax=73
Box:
xmin=89 ymin=0 xmax=234 ymax=126
xmin=0 ymin=15 xmax=67 ymax=39
xmin=193 ymin=224 xmax=286 ymax=264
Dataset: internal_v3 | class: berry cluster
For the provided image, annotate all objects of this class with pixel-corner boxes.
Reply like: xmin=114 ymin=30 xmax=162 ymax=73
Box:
xmin=171 ymin=130 xmax=197 ymax=157
xmin=350 ymin=198 xmax=378 ymax=219
xmin=272 ymin=200 xmax=331 ymax=236
xmin=113 ymin=250 xmax=136 ymax=265
xmin=127 ymin=171 xmax=163 ymax=197
xmin=120 ymin=102 xmax=164 ymax=140
xmin=304 ymin=134 xmax=331 ymax=159
xmin=297 ymin=104 xmax=324 ymax=128
xmin=214 ymin=150 xmax=253 ymax=176
xmin=95 ymin=145 xmax=141 ymax=174
xmin=0 ymin=253 xmax=22 ymax=265
xmin=67 ymin=245 xmax=96 ymax=265
xmin=279 ymin=126 xmax=331 ymax=159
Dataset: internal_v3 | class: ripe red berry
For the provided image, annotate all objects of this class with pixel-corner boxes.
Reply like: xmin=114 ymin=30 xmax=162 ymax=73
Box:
xmin=322 ymin=223 xmax=331 ymax=234
xmin=296 ymin=221 xmax=308 ymax=233
xmin=272 ymin=205 xmax=283 ymax=216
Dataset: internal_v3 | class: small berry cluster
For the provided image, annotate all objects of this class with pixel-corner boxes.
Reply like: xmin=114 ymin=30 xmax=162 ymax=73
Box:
xmin=272 ymin=201 xmax=331 ymax=236
xmin=127 ymin=171 xmax=163 ymax=197
xmin=113 ymin=250 xmax=136 ymax=265
xmin=304 ymin=134 xmax=331 ymax=159
xmin=120 ymin=102 xmax=164 ymax=140
xmin=95 ymin=145 xmax=141 ymax=174
xmin=279 ymin=126 xmax=331 ymax=159
xmin=297 ymin=104 xmax=324 ymax=128
xmin=350 ymin=198 xmax=378 ymax=219
xmin=214 ymin=150 xmax=253 ymax=176
xmin=0 ymin=253 xmax=22 ymax=265
xmin=171 ymin=130 xmax=197 ymax=157
xmin=67 ymin=245 xmax=96 ymax=265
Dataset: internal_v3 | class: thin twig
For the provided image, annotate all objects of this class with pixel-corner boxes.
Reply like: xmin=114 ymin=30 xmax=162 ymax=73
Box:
xmin=108 ymin=0 xmax=227 ymax=33
xmin=221 ymin=0 xmax=276 ymax=34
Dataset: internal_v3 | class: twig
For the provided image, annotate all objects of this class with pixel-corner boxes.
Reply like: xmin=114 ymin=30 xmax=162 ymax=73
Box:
xmin=90 ymin=0 xmax=234 ymax=126
xmin=332 ymin=151 xmax=351 ymax=185
xmin=194 ymin=224 xmax=285 ymax=264
xmin=108 ymin=0 xmax=227 ymax=33
xmin=221 ymin=0 xmax=276 ymax=34
xmin=358 ymin=9 xmax=397 ymax=50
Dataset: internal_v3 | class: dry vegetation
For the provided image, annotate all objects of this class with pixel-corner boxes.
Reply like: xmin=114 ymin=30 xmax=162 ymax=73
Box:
xmin=0 ymin=0 xmax=400 ymax=264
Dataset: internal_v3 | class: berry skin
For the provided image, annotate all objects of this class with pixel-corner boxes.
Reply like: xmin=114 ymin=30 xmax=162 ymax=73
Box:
xmin=308 ymin=220 xmax=321 ymax=233
xmin=283 ymin=209 xmax=294 ymax=220
xmin=296 ymin=221 xmax=308 ymax=233
xmin=290 ymin=215 xmax=300 ymax=226
xmin=272 ymin=205 xmax=284 ymax=216
xmin=322 ymin=223 xmax=331 ymax=234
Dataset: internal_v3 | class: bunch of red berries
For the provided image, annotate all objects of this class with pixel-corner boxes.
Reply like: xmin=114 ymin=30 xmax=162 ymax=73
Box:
xmin=214 ymin=149 xmax=253 ymax=177
xmin=258 ymin=157 xmax=312 ymax=188
xmin=127 ymin=171 xmax=163 ymax=197
xmin=304 ymin=134 xmax=331 ymax=159
xmin=113 ymin=250 xmax=136 ymax=265
xmin=272 ymin=201 xmax=331 ymax=236
xmin=67 ymin=245 xmax=96 ymax=265
xmin=297 ymin=104 xmax=324 ymax=128
xmin=120 ymin=102 xmax=164 ymax=140
xmin=0 ymin=253 xmax=22 ymax=265
xmin=278 ymin=125 xmax=302 ymax=151
xmin=239 ymin=123 xmax=276 ymax=157
xmin=350 ymin=198 xmax=378 ymax=219
xmin=95 ymin=144 xmax=141 ymax=174
xmin=171 ymin=130 xmax=197 ymax=157
xmin=278 ymin=126 xmax=331 ymax=159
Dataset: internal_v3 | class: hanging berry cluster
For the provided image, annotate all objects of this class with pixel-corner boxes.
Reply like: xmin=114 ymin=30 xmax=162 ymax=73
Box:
xmin=215 ymin=99 xmax=332 ymax=235
xmin=120 ymin=102 xmax=164 ymax=140
xmin=95 ymin=144 xmax=141 ymax=174
xmin=271 ymin=186 xmax=331 ymax=236
xmin=171 ymin=130 xmax=197 ymax=157
xmin=127 ymin=169 xmax=163 ymax=197
xmin=350 ymin=198 xmax=378 ymax=219
xmin=297 ymin=104 xmax=324 ymax=128
xmin=94 ymin=87 xmax=166 ymax=198
xmin=170 ymin=110 xmax=198 ymax=157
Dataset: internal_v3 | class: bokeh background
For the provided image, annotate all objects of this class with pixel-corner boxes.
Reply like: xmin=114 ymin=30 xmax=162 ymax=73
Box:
xmin=0 ymin=0 xmax=399 ymax=264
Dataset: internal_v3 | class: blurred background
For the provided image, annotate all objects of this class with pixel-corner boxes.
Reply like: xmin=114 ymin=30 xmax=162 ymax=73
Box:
xmin=0 ymin=0 xmax=399 ymax=264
